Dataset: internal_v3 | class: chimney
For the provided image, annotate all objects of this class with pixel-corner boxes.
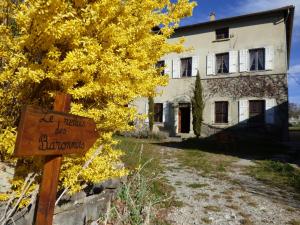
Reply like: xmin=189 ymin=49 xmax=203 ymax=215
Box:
xmin=210 ymin=12 xmax=216 ymax=21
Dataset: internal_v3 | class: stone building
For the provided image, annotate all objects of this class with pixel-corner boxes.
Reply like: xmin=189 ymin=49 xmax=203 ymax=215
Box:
xmin=133 ymin=6 xmax=295 ymax=140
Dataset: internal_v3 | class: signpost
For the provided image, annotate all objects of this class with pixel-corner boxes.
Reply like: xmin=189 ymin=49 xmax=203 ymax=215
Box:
xmin=14 ymin=93 xmax=99 ymax=225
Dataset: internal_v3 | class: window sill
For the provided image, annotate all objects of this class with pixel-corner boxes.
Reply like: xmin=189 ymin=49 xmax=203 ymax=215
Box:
xmin=212 ymin=38 xmax=230 ymax=43
xmin=212 ymin=123 xmax=230 ymax=128
xmin=216 ymin=73 xmax=230 ymax=76
xmin=205 ymin=71 xmax=276 ymax=79
xmin=171 ymin=76 xmax=195 ymax=79
xmin=249 ymin=69 xmax=266 ymax=72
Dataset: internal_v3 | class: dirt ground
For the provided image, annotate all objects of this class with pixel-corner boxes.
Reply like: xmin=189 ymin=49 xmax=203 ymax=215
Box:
xmin=156 ymin=144 xmax=300 ymax=225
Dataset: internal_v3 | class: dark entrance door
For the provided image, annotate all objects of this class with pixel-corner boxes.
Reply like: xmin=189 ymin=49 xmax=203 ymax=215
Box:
xmin=178 ymin=103 xmax=190 ymax=133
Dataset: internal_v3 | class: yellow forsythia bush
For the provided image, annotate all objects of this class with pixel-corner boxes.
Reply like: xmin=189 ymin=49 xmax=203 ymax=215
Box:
xmin=0 ymin=0 xmax=195 ymax=204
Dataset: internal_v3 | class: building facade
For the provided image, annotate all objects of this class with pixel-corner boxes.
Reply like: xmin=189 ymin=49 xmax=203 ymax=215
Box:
xmin=133 ymin=6 xmax=295 ymax=140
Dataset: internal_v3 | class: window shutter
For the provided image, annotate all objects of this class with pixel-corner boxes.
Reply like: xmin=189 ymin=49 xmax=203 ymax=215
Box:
xmin=265 ymin=98 xmax=276 ymax=124
xmin=145 ymin=102 xmax=149 ymax=123
xmin=172 ymin=58 xmax=180 ymax=78
xmin=207 ymin=54 xmax=215 ymax=75
xmin=239 ymin=49 xmax=249 ymax=72
xmin=229 ymin=50 xmax=238 ymax=73
xmin=164 ymin=59 xmax=172 ymax=77
xmin=163 ymin=102 xmax=168 ymax=123
xmin=265 ymin=46 xmax=274 ymax=70
xmin=192 ymin=55 xmax=199 ymax=76
xmin=239 ymin=100 xmax=249 ymax=123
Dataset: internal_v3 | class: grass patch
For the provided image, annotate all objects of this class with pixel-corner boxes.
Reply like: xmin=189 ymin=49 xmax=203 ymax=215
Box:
xmin=286 ymin=207 xmax=296 ymax=212
xmin=247 ymin=201 xmax=258 ymax=207
xmin=248 ymin=160 xmax=300 ymax=193
xmin=195 ymin=192 xmax=209 ymax=200
xmin=204 ymin=205 xmax=221 ymax=212
xmin=289 ymin=220 xmax=300 ymax=225
xmin=171 ymin=199 xmax=184 ymax=208
xmin=238 ymin=212 xmax=253 ymax=225
xmin=114 ymin=136 xmax=178 ymax=223
xmin=289 ymin=126 xmax=300 ymax=131
xmin=212 ymin=194 xmax=221 ymax=199
xmin=173 ymin=149 xmax=236 ymax=174
xmin=175 ymin=181 xmax=182 ymax=186
xmin=201 ymin=217 xmax=212 ymax=224
xmin=226 ymin=204 xmax=239 ymax=210
xmin=187 ymin=183 xmax=209 ymax=189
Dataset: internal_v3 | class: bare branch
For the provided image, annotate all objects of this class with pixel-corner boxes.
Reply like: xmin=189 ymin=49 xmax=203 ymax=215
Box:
xmin=55 ymin=145 xmax=103 ymax=206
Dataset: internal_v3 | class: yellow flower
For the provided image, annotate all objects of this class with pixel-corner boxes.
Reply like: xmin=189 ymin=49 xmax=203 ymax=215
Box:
xmin=0 ymin=0 xmax=196 ymax=207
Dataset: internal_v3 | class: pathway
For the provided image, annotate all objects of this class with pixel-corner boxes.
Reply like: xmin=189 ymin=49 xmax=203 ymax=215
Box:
xmin=159 ymin=146 xmax=300 ymax=225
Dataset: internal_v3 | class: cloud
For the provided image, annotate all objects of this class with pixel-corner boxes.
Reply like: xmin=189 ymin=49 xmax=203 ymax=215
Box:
xmin=289 ymin=64 xmax=300 ymax=74
xmin=288 ymin=64 xmax=300 ymax=104
xmin=288 ymin=64 xmax=300 ymax=87
xmin=233 ymin=0 xmax=299 ymax=26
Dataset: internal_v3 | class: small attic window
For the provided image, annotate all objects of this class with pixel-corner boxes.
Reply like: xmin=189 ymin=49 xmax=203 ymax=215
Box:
xmin=216 ymin=27 xmax=229 ymax=40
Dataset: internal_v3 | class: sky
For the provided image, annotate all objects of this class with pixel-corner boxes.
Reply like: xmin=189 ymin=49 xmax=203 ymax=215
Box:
xmin=179 ymin=0 xmax=300 ymax=104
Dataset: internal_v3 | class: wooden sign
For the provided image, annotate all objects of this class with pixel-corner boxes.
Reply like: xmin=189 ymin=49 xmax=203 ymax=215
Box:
xmin=14 ymin=106 xmax=98 ymax=156
xmin=13 ymin=93 xmax=99 ymax=225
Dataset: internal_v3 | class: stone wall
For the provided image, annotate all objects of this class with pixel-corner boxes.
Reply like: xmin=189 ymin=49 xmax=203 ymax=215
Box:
xmin=201 ymin=74 xmax=288 ymax=140
xmin=0 ymin=178 xmax=122 ymax=225
xmin=203 ymin=74 xmax=288 ymax=104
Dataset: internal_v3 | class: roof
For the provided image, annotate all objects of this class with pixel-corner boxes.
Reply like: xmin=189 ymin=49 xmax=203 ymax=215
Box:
xmin=175 ymin=5 xmax=295 ymax=68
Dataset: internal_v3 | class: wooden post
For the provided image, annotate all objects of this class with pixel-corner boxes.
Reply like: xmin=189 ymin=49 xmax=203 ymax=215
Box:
xmin=35 ymin=93 xmax=71 ymax=225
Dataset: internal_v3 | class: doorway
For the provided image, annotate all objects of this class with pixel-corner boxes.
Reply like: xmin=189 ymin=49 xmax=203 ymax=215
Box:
xmin=178 ymin=103 xmax=190 ymax=133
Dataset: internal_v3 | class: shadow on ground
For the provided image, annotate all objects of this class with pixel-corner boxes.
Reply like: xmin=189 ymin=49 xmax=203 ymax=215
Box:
xmin=154 ymin=135 xmax=300 ymax=166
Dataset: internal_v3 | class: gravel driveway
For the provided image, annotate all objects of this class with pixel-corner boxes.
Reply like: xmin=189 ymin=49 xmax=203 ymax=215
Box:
xmin=159 ymin=147 xmax=300 ymax=225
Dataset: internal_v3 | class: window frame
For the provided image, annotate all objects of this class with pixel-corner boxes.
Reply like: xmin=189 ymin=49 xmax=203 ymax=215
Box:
xmin=248 ymin=100 xmax=265 ymax=124
xmin=249 ymin=48 xmax=265 ymax=71
xmin=180 ymin=57 xmax=192 ymax=77
xmin=156 ymin=60 xmax=165 ymax=76
xmin=215 ymin=101 xmax=229 ymax=124
xmin=215 ymin=27 xmax=229 ymax=40
xmin=154 ymin=103 xmax=163 ymax=123
xmin=216 ymin=53 xmax=229 ymax=74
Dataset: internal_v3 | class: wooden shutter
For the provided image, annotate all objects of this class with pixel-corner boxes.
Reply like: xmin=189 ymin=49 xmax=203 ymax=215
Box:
xmin=215 ymin=102 xmax=228 ymax=123
xmin=145 ymin=101 xmax=149 ymax=122
xmin=164 ymin=59 xmax=172 ymax=77
xmin=265 ymin=46 xmax=274 ymax=70
xmin=172 ymin=58 xmax=180 ymax=78
xmin=163 ymin=102 xmax=168 ymax=123
xmin=239 ymin=49 xmax=249 ymax=72
xmin=239 ymin=100 xmax=249 ymax=123
xmin=192 ymin=55 xmax=199 ymax=76
xmin=207 ymin=54 xmax=215 ymax=75
xmin=265 ymin=99 xmax=276 ymax=124
xmin=229 ymin=50 xmax=238 ymax=73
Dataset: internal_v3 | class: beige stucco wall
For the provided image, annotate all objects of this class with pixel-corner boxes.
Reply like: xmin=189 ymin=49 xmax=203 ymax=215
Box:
xmin=133 ymin=12 xmax=289 ymax=137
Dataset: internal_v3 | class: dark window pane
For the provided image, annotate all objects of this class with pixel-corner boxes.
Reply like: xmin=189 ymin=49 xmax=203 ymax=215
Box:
xmin=216 ymin=53 xmax=229 ymax=74
xmin=249 ymin=100 xmax=265 ymax=124
xmin=257 ymin=50 xmax=265 ymax=70
xmin=154 ymin=103 xmax=163 ymax=123
xmin=216 ymin=27 xmax=229 ymax=40
xmin=215 ymin=101 xmax=228 ymax=123
xmin=156 ymin=61 xmax=165 ymax=75
xmin=249 ymin=49 xmax=265 ymax=71
xmin=181 ymin=57 xmax=192 ymax=77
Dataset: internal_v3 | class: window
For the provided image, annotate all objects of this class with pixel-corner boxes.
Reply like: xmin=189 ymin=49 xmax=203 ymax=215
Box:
xmin=156 ymin=61 xmax=165 ymax=75
xmin=249 ymin=100 xmax=265 ymax=124
xmin=216 ymin=27 xmax=229 ymax=40
xmin=249 ymin=48 xmax=265 ymax=71
xmin=180 ymin=57 xmax=192 ymax=77
xmin=154 ymin=103 xmax=163 ymax=123
xmin=216 ymin=53 xmax=229 ymax=74
xmin=215 ymin=101 xmax=228 ymax=123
